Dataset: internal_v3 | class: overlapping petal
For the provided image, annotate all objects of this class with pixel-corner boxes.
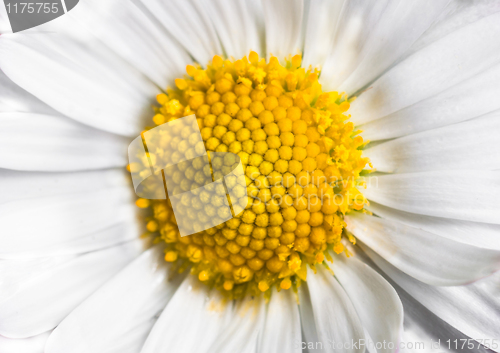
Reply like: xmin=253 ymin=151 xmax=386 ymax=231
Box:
xmin=346 ymin=212 xmax=500 ymax=285
xmin=321 ymin=0 xmax=449 ymax=94
xmin=306 ymin=267 xmax=365 ymax=353
xmin=262 ymin=0 xmax=303 ymax=60
xmin=63 ymin=0 xmax=190 ymax=88
xmin=45 ymin=246 xmax=183 ymax=353
xmin=363 ymin=112 xmax=500 ymax=172
xmin=366 ymin=248 xmax=500 ymax=350
xmin=0 ymin=34 xmax=156 ymax=136
xmin=0 ymin=183 xmax=137 ymax=258
xmin=333 ymin=255 xmax=403 ymax=353
xmin=0 ymin=240 xmax=143 ymax=338
xmin=360 ymin=64 xmax=500 ymax=141
xmin=0 ymin=331 xmax=51 ymax=353
xmin=199 ymin=0 xmax=264 ymax=58
xmin=364 ymin=171 xmax=500 ymax=224
xmin=140 ymin=275 xmax=233 ymax=353
xmin=138 ymin=0 xmax=223 ymax=66
xmin=0 ymin=113 xmax=128 ymax=172
xmin=367 ymin=202 xmax=500 ymax=251
xmin=350 ymin=13 xmax=500 ymax=125
xmin=259 ymin=288 xmax=301 ymax=353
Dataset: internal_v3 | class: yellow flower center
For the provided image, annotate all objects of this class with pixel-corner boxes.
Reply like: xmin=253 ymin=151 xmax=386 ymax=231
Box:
xmin=132 ymin=52 xmax=370 ymax=299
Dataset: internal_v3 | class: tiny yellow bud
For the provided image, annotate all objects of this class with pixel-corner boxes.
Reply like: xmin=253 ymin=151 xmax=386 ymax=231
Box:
xmin=135 ymin=199 xmax=150 ymax=208
xmin=223 ymin=280 xmax=234 ymax=291
xmin=164 ymin=251 xmax=178 ymax=262
xmin=198 ymin=270 xmax=210 ymax=281
xmin=258 ymin=281 xmax=270 ymax=292
xmin=280 ymin=278 xmax=292 ymax=290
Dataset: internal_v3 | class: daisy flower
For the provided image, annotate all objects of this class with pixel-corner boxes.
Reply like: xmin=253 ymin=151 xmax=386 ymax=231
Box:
xmin=0 ymin=1 xmax=499 ymax=353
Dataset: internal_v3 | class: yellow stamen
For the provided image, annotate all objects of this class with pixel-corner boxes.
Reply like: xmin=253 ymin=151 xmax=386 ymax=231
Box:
xmin=146 ymin=220 xmax=158 ymax=232
xmin=135 ymin=198 xmax=150 ymax=208
xmin=223 ymin=280 xmax=234 ymax=291
xmin=280 ymin=278 xmax=292 ymax=290
xmin=164 ymin=251 xmax=178 ymax=262
xmin=258 ymin=280 xmax=270 ymax=292
xmin=198 ymin=270 xmax=210 ymax=281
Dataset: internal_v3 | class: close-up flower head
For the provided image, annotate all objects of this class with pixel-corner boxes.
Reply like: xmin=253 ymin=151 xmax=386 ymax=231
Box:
xmin=0 ymin=0 xmax=499 ymax=352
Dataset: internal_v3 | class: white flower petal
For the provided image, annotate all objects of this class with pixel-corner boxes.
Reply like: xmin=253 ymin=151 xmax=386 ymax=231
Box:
xmin=399 ymin=287 xmax=495 ymax=353
xmin=364 ymin=170 xmax=500 ymax=224
xmin=1 ymin=222 xmax=139 ymax=260
xmin=363 ymin=112 xmax=500 ymax=173
xmin=103 ymin=321 xmax=161 ymax=353
xmin=138 ymin=0 xmax=222 ymax=66
xmin=17 ymin=15 xmax=155 ymax=99
xmin=141 ymin=275 xmax=233 ymax=353
xmin=349 ymin=13 xmax=500 ymax=125
xmin=306 ymin=267 xmax=365 ymax=353
xmin=208 ymin=295 xmax=265 ymax=353
xmin=45 ymin=246 xmax=182 ymax=353
xmin=0 ymin=240 xmax=143 ymax=338
xmin=0 ymin=185 xmax=137 ymax=258
xmin=302 ymin=0 xmax=346 ymax=69
xmin=0 ymin=70 xmax=59 ymax=115
xmin=333 ymin=255 xmax=403 ymax=353
xmin=0 ymin=168 xmax=127 ymax=203
xmin=297 ymin=285 xmax=321 ymax=351
xmin=63 ymin=0 xmax=189 ymax=88
xmin=262 ymin=0 xmax=303 ymax=60
xmin=366 ymin=248 xmax=500 ymax=349
xmin=0 ymin=256 xmax=75 ymax=303
xmin=346 ymin=213 xmax=500 ymax=286
xmin=259 ymin=288 xmax=301 ymax=353
xmin=0 ymin=331 xmax=51 ymax=353
xmin=407 ymin=1 xmax=500 ymax=59
xmin=0 ymin=34 xmax=156 ymax=136
xmin=367 ymin=202 xmax=500 ymax=251
xmin=345 ymin=247 xmax=471 ymax=353
xmin=317 ymin=0 xmax=387 ymax=92
xmin=322 ymin=0 xmax=448 ymax=94
xmin=200 ymin=0 xmax=264 ymax=58
xmin=391 ymin=277 xmax=481 ymax=353
xmin=244 ymin=0 xmax=266 ymax=53
xmin=0 ymin=113 xmax=128 ymax=171
xmin=0 ymin=169 xmax=138 ymax=258
xmin=360 ymin=64 xmax=500 ymax=141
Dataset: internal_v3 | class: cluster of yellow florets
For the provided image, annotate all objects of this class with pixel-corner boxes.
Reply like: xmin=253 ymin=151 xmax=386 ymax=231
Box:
xmin=133 ymin=52 xmax=370 ymax=298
